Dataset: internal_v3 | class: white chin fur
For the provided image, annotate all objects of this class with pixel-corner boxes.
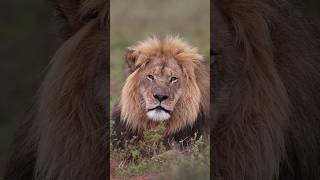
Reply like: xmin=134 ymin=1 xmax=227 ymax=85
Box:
xmin=146 ymin=110 xmax=171 ymax=122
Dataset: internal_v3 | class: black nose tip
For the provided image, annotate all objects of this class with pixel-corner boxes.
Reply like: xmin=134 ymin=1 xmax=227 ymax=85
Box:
xmin=153 ymin=94 xmax=169 ymax=102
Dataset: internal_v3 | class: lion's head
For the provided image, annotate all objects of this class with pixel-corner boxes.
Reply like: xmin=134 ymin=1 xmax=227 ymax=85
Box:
xmin=137 ymin=54 xmax=183 ymax=122
xmin=116 ymin=36 xmax=209 ymax=134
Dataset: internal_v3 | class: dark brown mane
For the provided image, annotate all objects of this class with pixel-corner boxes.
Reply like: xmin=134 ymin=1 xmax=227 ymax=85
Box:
xmin=212 ymin=0 xmax=320 ymax=179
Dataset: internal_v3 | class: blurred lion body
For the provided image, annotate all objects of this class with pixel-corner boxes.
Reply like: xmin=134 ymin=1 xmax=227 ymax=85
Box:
xmin=4 ymin=0 xmax=110 ymax=179
xmin=212 ymin=0 xmax=320 ymax=179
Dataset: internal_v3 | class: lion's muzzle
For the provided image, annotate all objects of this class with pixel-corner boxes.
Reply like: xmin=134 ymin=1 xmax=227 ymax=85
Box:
xmin=147 ymin=106 xmax=171 ymax=122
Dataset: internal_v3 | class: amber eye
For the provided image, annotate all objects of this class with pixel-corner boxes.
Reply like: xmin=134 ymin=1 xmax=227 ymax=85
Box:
xmin=147 ymin=75 xmax=154 ymax=81
xmin=170 ymin=77 xmax=178 ymax=83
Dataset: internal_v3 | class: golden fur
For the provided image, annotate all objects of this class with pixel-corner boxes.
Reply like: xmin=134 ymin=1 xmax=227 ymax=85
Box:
xmin=114 ymin=36 xmax=209 ymax=136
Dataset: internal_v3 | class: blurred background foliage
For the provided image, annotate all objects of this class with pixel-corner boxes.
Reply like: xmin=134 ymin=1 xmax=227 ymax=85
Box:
xmin=0 ymin=0 xmax=319 ymax=175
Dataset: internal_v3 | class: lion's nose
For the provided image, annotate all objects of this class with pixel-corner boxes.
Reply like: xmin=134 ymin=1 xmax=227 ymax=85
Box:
xmin=153 ymin=94 xmax=169 ymax=102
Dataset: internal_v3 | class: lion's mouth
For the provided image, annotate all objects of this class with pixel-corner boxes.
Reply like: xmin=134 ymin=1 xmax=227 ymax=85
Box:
xmin=146 ymin=106 xmax=171 ymax=122
xmin=148 ymin=106 xmax=171 ymax=114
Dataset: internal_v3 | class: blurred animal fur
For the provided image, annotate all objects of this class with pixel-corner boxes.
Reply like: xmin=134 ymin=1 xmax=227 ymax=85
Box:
xmin=211 ymin=0 xmax=320 ymax=179
xmin=4 ymin=0 xmax=109 ymax=179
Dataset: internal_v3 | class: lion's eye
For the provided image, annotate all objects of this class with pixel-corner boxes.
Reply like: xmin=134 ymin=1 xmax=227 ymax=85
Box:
xmin=170 ymin=77 xmax=178 ymax=83
xmin=147 ymin=75 xmax=154 ymax=81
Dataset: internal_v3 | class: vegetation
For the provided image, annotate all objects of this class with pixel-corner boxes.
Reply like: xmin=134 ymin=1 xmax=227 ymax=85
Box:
xmin=111 ymin=123 xmax=209 ymax=179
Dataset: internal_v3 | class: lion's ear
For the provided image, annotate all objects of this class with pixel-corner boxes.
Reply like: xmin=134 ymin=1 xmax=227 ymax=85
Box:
xmin=125 ymin=48 xmax=138 ymax=72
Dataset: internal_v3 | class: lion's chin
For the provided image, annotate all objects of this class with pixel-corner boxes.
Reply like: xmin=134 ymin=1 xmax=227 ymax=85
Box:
xmin=146 ymin=110 xmax=171 ymax=122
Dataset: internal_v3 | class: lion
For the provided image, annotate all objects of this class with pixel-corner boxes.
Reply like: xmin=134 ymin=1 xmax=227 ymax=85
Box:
xmin=211 ymin=0 xmax=320 ymax=179
xmin=112 ymin=36 xmax=209 ymax=146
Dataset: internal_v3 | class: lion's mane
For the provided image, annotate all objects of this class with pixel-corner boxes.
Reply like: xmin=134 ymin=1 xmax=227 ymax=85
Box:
xmin=112 ymin=36 xmax=209 ymax=143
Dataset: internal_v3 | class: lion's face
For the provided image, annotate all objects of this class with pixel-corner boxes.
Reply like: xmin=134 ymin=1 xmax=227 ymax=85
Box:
xmin=138 ymin=57 xmax=183 ymax=122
